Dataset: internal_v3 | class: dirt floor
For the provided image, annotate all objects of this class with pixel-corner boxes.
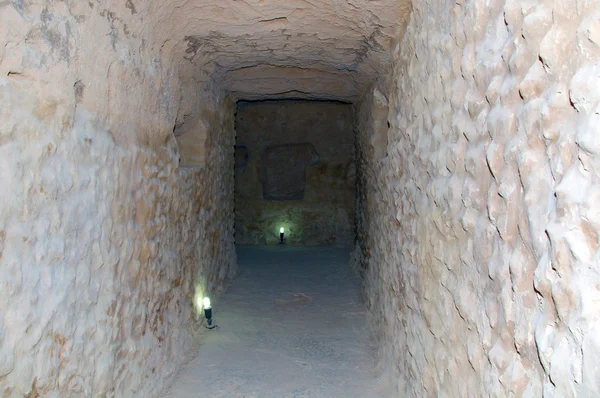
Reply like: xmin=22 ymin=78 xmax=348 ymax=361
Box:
xmin=162 ymin=245 xmax=390 ymax=398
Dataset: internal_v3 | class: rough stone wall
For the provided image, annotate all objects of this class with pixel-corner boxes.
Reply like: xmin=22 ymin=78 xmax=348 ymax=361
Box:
xmin=0 ymin=2 xmax=236 ymax=396
xmin=357 ymin=0 xmax=600 ymax=396
xmin=235 ymin=101 xmax=356 ymax=246
xmin=153 ymin=0 xmax=411 ymax=102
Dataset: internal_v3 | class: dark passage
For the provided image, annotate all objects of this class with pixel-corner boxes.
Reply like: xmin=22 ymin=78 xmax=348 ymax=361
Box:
xmin=233 ymin=100 xmax=356 ymax=247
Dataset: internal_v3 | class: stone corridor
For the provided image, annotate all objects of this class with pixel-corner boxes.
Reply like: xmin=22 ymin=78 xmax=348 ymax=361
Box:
xmin=1 ymin=0 xmax=599 ymax=396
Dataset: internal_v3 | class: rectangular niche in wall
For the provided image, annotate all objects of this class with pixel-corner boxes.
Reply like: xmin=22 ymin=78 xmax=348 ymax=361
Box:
xmin=261 ymin=143 xmax=319 ymax=200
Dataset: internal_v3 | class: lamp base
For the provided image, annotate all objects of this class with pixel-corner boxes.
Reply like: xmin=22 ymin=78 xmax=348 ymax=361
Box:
xmin=205 ymin=318 xmax=217 ymax=330
xmin=204 ymin=307 xmax=217 ymax=329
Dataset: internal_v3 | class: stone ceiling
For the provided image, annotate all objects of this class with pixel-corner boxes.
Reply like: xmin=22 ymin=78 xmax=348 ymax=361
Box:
xmin=152 ymin=0 xmax=412 ymax=101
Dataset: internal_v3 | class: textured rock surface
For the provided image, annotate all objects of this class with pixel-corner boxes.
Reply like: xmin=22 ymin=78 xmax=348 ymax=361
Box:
xmin=3 ymin=0 xmax=599 ymax=395
xmin=160 ymin=0 xmax=411 ymax=102
xmin=261 ymin=143 xmax=319 ymax=200
xmin=164 ymin=0 xmax=411 ymax=163
xmin=235 ymin=101 xmax=355 ymax=246
xmin=355 ymin=0 xmax=600 ymax=396
xmin=0 ymin=1 xmax=236 ymax=396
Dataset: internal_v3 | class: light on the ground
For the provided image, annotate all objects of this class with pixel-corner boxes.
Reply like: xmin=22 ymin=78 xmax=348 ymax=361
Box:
xmin=280 ymin=227 xmax=284 ymax=234
xmin=202 ymin=297 xmax=216 ymax=329
xmin=279 ymin=227 xmax=285 ymax=244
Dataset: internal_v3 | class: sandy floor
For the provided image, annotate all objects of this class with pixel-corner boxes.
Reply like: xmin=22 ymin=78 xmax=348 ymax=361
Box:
xmin=162 ymin=245 xmax=389 ymax=398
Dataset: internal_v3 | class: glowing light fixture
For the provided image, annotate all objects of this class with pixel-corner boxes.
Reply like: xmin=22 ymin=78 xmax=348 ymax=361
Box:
xmin=279 ymin=227 xmax=285 ymax=244
xmin=203 ymin=296 xmax=216 ymax=329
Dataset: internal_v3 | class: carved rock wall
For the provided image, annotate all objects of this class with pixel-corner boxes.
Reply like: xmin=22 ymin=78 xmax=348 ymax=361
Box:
xmin=0 ymin=1 xmax=236 ymax=396
xmin=155 ymin=0 xmax=411 ymax=102
xmin=2 ymin=0 xmax=599 ymax=395
xmin=235 ymin=101 xmax=356 ymax=246
xmin=356 ymin=0 xmax=600 ymax=396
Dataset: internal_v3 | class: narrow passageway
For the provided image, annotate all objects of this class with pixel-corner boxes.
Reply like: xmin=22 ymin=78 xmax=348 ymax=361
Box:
xmin=3 ymin=0 xmax=598 ymax=396
xmin=165 ymin=246 xmax=386 ymax=398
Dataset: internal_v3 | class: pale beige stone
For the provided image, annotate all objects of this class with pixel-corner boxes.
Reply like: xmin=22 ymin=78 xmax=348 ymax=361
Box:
xmin=354 ymin=0 xmax=600 ymax=396
xmin=1 ymin=0 xmax=600 ymax=396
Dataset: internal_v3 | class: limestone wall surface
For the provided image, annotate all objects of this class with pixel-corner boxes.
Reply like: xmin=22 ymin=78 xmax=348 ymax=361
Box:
xmin=235 ymin=101 xmax=356 ymax=246
xmin=357 ymin=0 xmax=600 ymax=396
xmin=0 ymin=1 xmax=236 ymax=396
